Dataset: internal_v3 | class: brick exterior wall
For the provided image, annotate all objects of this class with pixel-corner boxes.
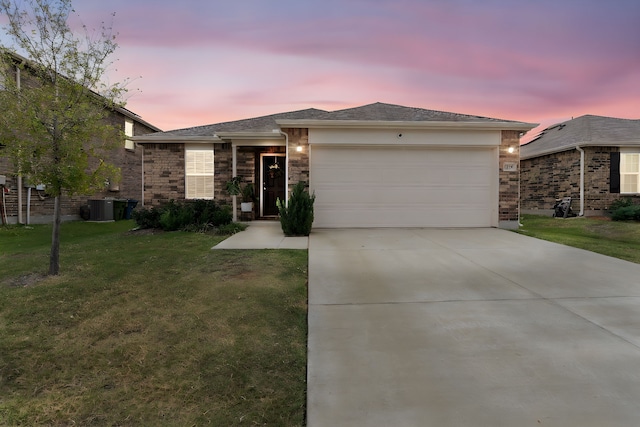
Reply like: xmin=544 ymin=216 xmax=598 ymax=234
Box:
xmin=141 ymin=143 xmax=185 ymax=206
xmin=284 ymin=128 xmax=310 ymax=191
xmin=0 ymin=111 xmax=157 ymax=224
xmin=140 ymin=142 xmax=291 ymax=219
xmin=499 ymin=130 xmax=521 ymax=224
xmin=521 ymin=149 xmax=578 ymax=211
xmin=521 ymin=146 xmax=639 ymax=214
xmin=215 ymin=144 xmax=233 ymax=206
xmin=136 ymin=128 xmax=524 ymax=227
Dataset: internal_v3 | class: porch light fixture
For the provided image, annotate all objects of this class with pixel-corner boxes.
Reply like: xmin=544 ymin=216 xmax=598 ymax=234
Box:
xmin=508 ymin=146 xmax=515 ymax=154
xmin=296 ymin=144 xmax=303 ymax=152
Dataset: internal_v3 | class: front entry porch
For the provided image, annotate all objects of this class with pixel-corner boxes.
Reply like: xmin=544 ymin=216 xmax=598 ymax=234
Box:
xmin=231 ymin=143 xmax=286 ymax=222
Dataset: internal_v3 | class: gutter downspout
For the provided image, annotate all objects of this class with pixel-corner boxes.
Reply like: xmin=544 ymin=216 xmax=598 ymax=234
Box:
xmin=277 ymin=130 xmax=289 ymax=204
xmin=576 ymin=146 xmax=585 ymax=216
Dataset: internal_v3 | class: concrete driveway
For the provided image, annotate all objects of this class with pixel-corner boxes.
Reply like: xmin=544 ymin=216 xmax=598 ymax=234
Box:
xmin=307 ymin=228 xmax=640 ymax=426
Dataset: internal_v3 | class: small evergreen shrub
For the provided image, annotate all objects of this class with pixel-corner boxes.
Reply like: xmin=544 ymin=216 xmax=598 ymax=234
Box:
xmin=609 ymin=197 xmax=635 ymax=212
xmin=132 ymin=206 xmax=162 ymax=229
xmin=159 ymin=201 xmax=193 ymax=231
xmin=277 ymin=181 xmax=315 ymax=236
xmin=211 ymin=206 xmax=233 ymax=226
xmin=611 ymin=205 xmax=640 ymax=222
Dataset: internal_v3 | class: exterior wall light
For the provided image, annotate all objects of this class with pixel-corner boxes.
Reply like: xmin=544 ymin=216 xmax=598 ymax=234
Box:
xmin=296 ymin=144 xmax=303 ymax=152
xmin=508 ymin=146 xmax=515 ymax=154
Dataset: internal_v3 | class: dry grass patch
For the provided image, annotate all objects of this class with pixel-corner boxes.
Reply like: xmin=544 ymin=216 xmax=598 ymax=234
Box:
xmin=0 ymin=221 xmax=308 ymax=426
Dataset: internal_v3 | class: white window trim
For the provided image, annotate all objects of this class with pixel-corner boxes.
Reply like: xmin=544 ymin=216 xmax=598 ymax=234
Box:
xmin=124 ymin=118 xmax=135 ymax=150
xmin=185 ymin=144 xmax=215 ymax=200
xmin=620 ymin=152 xmax=640 ymax=194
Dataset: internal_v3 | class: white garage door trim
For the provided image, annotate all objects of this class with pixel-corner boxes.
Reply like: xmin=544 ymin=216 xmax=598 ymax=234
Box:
xmin=310 ymin=145 xmax=498 ymax=228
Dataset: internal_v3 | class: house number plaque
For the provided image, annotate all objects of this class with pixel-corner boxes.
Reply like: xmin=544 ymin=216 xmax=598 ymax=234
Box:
xmin=503 ymin=162 xmax=518 ymax=172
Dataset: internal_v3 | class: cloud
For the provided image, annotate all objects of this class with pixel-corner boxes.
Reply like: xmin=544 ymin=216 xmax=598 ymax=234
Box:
xmin=59 ymin=0 xmax=640 ymax=131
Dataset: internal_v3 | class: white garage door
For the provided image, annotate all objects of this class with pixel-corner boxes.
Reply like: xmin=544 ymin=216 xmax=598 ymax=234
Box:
xmin=310 ymin=146 xmax=496 ymax=228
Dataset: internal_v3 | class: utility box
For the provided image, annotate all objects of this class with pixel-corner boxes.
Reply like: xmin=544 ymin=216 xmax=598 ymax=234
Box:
xmin=88 ymin=199 xmax=114 ymax=221
xmin=0 ymin=175 xmax=6 ymax=186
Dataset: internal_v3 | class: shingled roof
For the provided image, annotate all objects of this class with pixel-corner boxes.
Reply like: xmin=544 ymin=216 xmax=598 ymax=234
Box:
xmin=1 ymin=49 xmax=161 ymax=132
xmin=134 ymin=102 xmax=536 ymax=142
xmin=521 ymin=115 xmax=640 ymax=159
xmin=319 ymin=102 xmax=509 ymax=122
xmin=146 ymin=108 xmax=329 ymax=139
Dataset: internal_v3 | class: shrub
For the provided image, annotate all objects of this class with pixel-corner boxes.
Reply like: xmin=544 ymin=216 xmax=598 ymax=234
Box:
xmin=211 ymin=205 xmax=233 ymax=226
xmin=132 ymin=206 xmax=162 ymax=229
xmin=133 ymin=200 xmax=233 ymax=231
xmin=609 ymin=197 xmax=635 ymax=212
xmin=277 ymin=181 xmax=315 ymax=236
xmin=159 ymin=201 xmax=193 ymax=231
xmin=611 ymin=205 xmax=640 ymax=222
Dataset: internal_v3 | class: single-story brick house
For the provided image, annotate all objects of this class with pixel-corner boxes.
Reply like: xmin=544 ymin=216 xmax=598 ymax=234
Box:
xmin=133 ymin=102 xmax=537 ymax=229
xmin=520 ymin=115 xmax=640 ymax=216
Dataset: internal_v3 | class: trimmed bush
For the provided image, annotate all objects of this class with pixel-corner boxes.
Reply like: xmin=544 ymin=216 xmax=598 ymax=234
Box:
xmin=132 ymin=200 xmax=234 ymax=231
xmin=609 ymin=197 xmax=635 ymax=212
xmin=611 ymin=205 xmax=640 ymax=222
xmin=131 ymin=206 xmax=162 ymax=229
xmin=159 ymin=201 xmax=193 ymax=231
xmin=277 ymin=182 xmax=315 ymax=236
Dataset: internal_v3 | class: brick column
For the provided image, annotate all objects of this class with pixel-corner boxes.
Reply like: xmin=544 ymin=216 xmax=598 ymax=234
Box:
xmin=283 ymin=128 xmax=310 ymax=194
xmin=499 ymin=130 xmax=521 ymax=229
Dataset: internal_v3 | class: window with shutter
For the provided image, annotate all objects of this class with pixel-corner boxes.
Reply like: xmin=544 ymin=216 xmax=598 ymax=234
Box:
xmin=620 ymin=153 xmax=640 ymax=194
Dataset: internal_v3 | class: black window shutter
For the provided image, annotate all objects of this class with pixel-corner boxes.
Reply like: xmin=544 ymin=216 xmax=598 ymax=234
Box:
xmin=610 ymin=152 xmax=620 ymax=193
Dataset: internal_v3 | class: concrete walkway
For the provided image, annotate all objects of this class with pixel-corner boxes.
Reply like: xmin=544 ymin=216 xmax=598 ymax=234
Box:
xmin=211 ymin=221 xmax=308 ymax=249
xmin=307 ymin=228 xmax=640 ymax=426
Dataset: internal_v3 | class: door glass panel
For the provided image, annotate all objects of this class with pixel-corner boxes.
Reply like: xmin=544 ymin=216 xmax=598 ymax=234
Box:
xmin=262 ymin=155 xmax=285 ymax=216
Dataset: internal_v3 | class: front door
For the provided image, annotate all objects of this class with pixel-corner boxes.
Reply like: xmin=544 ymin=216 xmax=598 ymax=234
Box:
xmin=260 ymin=154 xmax=286 ymax=216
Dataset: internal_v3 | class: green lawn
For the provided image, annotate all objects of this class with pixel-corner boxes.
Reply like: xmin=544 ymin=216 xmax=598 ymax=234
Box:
xmin=0 ymin=221 xmax=308 ymax=426
xmin=517 ymin=214 xmax=640 ymax=264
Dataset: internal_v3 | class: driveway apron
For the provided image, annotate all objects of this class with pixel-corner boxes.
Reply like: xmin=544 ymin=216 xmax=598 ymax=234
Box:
xmin=307 ymin=228 xmax=640 ymax=426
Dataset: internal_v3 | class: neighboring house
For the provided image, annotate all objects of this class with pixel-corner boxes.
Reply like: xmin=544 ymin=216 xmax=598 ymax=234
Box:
xmin=134 ymin=102 xmax=536 ymax=229
xmin=0 ymin=51 xmax=160 ymax=224
xmin=520 ymin=115 xmax=640 ymax=216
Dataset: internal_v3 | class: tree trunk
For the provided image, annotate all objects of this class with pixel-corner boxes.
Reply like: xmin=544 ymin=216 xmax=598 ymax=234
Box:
xmin=49 ymin=195 xmax=61 ymax=275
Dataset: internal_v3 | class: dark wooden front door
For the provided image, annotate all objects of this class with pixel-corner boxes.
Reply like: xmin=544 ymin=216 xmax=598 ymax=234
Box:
xmin=261 ymin=154 xmax=286 ymax=216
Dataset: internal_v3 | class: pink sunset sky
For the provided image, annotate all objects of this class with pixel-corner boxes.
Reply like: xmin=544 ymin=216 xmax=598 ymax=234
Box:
xmin=3 ymin=0 xmax=640 ymax=141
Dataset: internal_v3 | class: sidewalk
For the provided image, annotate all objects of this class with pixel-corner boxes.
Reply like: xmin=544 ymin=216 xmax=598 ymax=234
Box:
xmin=211 ymin=221 xmax=308 ymax=250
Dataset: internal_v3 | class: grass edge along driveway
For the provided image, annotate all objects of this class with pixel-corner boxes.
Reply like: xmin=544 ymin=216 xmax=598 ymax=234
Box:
xmin=517 ymin=214 xmax=640 ymax=264
xmin=0 ymin=221 xmax=308 ymax=426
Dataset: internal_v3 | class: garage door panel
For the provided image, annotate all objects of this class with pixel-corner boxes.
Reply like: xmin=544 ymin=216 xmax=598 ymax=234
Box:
xmin=317 ymin=166 xmax=492 ymax=187
xmin=311 ymin=146 xmax=495 ymax=228
xmin=315 ymin=185 xmax=490 ymax=204
xmin=315 ymin=205 xmax=492 ymax=228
